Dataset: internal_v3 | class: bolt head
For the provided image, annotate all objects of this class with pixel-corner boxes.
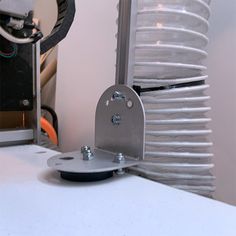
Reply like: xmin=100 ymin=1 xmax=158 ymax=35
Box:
xmin=21 ymin=99 xmax=30 ymax=107
xmin=111 ymin=114 xmax=121 ymax=125
xmin=112 ymin=91 xmax=124 ymax=100
xmin=113 ymin=153 xmax=125 ymax=163
xmin=81 ymin=146 xmax=91 ymax=154
xmin=83 ymin=150 xmax=94 ymax=161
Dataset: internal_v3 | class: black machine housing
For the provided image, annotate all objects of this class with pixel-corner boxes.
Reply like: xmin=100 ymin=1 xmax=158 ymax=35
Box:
xmin=0 ymin=0 xmax=75 ymax=112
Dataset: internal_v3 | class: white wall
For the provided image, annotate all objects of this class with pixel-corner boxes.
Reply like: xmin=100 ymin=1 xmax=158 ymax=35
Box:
xmin=56 ymin=0 xmax=118 ymax=151
xmin=207 ymin=0 xmax=236 ymax=205
xmin=34 ymin=0 xmax=57 ymax=37
xmin=56 ymin=0 xmax=236 ymax=205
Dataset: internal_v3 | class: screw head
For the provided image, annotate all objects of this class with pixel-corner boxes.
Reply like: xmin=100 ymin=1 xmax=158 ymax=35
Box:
xmin=21 ymin=99 xmax=30 ymax=107
xmin=112 ymin=91 xmax=125 ymax=100
xmin=81 ymin=146 xmax=91 ymax=154
xmin=111 ymin=114 xmax=121 ymax=125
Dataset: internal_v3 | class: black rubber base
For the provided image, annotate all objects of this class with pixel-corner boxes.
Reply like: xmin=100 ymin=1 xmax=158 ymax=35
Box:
xmin=60 ymin=171 xmax=114 ymax=182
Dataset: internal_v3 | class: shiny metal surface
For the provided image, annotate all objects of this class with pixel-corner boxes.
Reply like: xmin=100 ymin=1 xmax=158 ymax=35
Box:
xmin=48 ymin=85 xmax=145 ymax=175
xmin=0 ymin=129 xmax=33 ymax=145
xmin=116 ymin=0 xmax=138 ymax=86
xmin=32 ymin=41 xmax=41 ymax=145
xmin=95 ymin=85 xmax=145 ymax=160
xmin=48 ymin=149 xmax=139 ymax=173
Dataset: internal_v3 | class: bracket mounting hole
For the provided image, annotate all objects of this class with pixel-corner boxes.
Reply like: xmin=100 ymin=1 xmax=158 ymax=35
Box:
xmin=59 ymin=157 xmax=74 ymax=161
xmin=127 ymin=100 xmax=133 ymax=108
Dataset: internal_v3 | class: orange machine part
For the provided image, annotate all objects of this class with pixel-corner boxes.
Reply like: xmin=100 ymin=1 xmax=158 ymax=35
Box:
xmin=41 ymin=117 xmax=58 ymax=145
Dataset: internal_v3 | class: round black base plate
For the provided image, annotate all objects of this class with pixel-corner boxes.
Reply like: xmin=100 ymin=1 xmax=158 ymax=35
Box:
xmin=60 ymin=171 xmax=114 ymax=182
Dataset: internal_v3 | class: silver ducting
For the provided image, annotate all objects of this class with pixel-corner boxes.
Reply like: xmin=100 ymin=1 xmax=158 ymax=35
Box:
xmin=126 ymin=0 xmax=214 ymax=197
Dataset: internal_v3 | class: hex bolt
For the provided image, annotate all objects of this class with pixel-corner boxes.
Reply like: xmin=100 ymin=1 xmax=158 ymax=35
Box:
xmin=111 ymin=114 xmax=121 ymax=125
xmin=81 ymin=146 xmax=91 ymax=154
xmin=83 ymin=149 xmax=94 ymax=161
xmin=116 ymin=169 xmax=125 ymax=175
xmin=113 ymin=153 xmax=125 ymax=164
xmin=112 ymin=91 xmax=125 ymax=100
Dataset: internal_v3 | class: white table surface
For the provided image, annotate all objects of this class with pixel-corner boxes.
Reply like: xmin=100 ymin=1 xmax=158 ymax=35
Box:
xmin=0 ymin=145 xmax=235 ymax=236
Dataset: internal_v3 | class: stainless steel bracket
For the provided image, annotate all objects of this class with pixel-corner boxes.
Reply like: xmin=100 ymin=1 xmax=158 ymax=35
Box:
xmin=48 ymin=149 xmax=140 ymax=174
xmin=48 ymin=85 xmax=145 ymax=181
xmin=95 ymin=85 xmax=145 ymax=159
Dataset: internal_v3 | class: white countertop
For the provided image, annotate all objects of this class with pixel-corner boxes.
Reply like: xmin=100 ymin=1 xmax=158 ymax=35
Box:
xmin=0 ymin=145 xmax=235 ymax=236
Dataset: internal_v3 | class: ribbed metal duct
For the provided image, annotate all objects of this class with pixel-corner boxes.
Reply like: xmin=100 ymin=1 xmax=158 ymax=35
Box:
xmin=126 ymin=0 xmax=214 ymax=197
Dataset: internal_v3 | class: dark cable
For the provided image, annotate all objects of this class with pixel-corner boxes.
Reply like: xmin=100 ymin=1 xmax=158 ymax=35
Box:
xmin=40 ymin=0 xmax=76 ymax=54
xmin=133 ymin=80 xmax=205 ymax=96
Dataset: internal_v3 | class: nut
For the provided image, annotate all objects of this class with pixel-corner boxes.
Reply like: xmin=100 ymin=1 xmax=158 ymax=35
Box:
xmin=81 ymin=146 xmax=91 ymax=154
xmin=83 ymin=150 xmax=94 ymax=161
xmin=116 ymin=169 xmax=125 ymax=175
xmin=112 ymin=91 xmax=125 ymax=100
xmin=113 ymin=153 xmax=125 ymax=164
xmin=111 ymin=114 xmax=121 ymax=125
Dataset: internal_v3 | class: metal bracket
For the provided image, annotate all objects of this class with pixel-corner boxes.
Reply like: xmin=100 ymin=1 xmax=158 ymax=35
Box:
xmin=95 ymin=85 xmax=145 ymax=159
xmin=48 ymin=85 xmax=145 ymax=181
xmin=48 ymin=149 xmax=140 ymax=174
